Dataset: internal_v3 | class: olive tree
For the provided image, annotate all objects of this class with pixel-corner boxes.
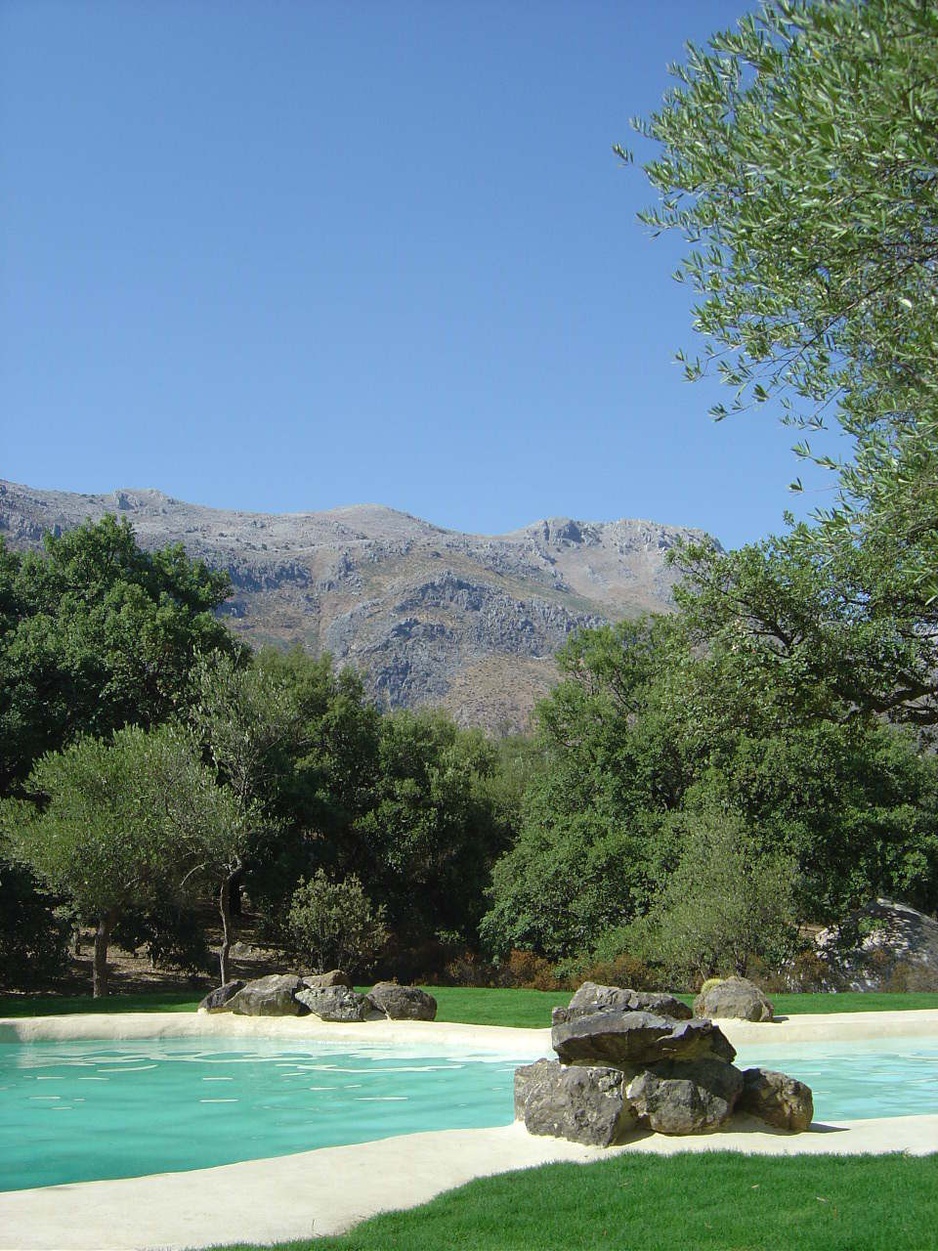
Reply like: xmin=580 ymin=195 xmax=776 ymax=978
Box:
xmin=190 ymin=651 xmax=311 ymax=984
xmin=4 ymin=725 xmax=239 ymax=996
xmin=627 ymin=0 xmax=938 ymax=597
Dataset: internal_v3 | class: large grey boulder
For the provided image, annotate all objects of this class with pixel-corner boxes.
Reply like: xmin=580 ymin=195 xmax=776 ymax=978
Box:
xmin=295 ymin=985 xmax=374 ymax=1022
xmin=627 ymin=1059 xmax=744 ymax=1135
xmin=816 ymin=899 xmax=938 ymax=991
xmin=693 ymin=977 xmax=774 ymax=1023
xmin=739 ymin=1067 xmax=814 ymax=1131
xmin=553 ymin=982 xmax=692 ymax=1026
xmin=367 ymin=982 xmax=438 ymax=1021
xmin=228 ymin=973 xmax=306 ymax=1016
xmin=514 ymin=1059 xmax=639 ymax=1146
xmin=552 ymin=1010 xmax=736 ymax=1069
xmin=197 ymin=980 xmax=245 ymax=1013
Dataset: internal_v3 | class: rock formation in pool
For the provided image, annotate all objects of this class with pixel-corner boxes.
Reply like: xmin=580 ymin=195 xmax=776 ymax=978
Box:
xmin=514 ymin=982 xmax=813 ymax=1145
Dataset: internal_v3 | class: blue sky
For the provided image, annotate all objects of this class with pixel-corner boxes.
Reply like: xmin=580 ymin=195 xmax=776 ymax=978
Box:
xmin=1 ymin=1 xmax=841 ymax=550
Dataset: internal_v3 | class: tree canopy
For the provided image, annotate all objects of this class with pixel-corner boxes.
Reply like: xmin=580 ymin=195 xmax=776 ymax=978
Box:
xmin=626 ymin=0 xmax=938 ymax=599
xmin=4 ymin=724 xmax=240 ymax=996
xmin=0 ymin=516 xmax=237 ymax=792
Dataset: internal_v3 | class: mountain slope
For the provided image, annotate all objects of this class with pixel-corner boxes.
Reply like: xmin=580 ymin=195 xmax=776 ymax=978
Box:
xmin=0 ymin=480 xmax=717 ymax=731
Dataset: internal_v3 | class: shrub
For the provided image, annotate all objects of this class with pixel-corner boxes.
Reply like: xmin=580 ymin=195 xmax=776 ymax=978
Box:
xmin=614 ymin=806 xmax=801 ymax=987
xmin=499 ymin=949 xmax=565 ymax=991
xmin=444 ymin=949 xmax=499 ymax=987
xmin=285 ymin=870 xmax=389 ymax=976
xmin=563 ymin=951 xmax=661 ymax=993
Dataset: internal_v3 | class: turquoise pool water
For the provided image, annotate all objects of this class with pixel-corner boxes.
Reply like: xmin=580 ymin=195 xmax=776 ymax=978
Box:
xmin=735 ymin=1036 xmax=938 ymax=1123
xmin=0 ymin=1037 xmax=532 ymax=1192
xmin=2 ymin=1033 xmax=935 ymax=1192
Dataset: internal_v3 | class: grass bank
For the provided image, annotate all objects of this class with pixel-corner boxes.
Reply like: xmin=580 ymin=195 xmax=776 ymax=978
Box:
xmin=212 ymin=1152 xmax=938 ymax=1251
xmin=0 ymin=990 xmax=203 ymax=1016
xmin=2 ymin=987 xmax=937 ymax=1024
xmin=428 ymin=987 xmax=938 ymax=1027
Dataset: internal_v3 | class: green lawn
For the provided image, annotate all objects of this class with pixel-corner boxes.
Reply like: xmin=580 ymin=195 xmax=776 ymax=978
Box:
xmin=426 ymin=986 xmax=938 ymax=1028
xmin=2 ymin=986 xmax=937 ymax=1024
xmin=0 ymin=990 xmax=204 ymax=1017
xmin=210 ymin=1152 xmax=938 ymax=1251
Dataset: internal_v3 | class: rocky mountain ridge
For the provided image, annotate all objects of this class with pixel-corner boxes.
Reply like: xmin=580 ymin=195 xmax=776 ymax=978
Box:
xmin=0 ymin=480 xmax=717 ymax=731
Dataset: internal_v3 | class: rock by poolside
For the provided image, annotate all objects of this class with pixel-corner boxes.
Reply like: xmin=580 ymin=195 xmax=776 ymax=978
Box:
xmin=553 ymin=981 xmax=692 ymax=1024
xmin=367 ymin=982 xmax=438 ymax=1021
xmin=693 ymin=976 xmax=774 ymax=1022
xmin=295 ymin=985 xmax=377 ymax=1022
xmin=197 ymin=972 xmax=438 ymax=1021
xmin=516 ymin=982 xmax=812 ymax=1145
xmin=514 ymin=1059 xmax=639 ymax=1146
xmin=552 ymin=1009 xmax=737 ymax=1068
xmin=228 ymin=973 xmax=308 ymax=1016
xmin=739 ymin=1067 xmax=814 ymax=1131
xmin=626 ymin=1057 xmax=744 ymax=1135
xmin=198 ymin=980 xmax=246 ymax=1012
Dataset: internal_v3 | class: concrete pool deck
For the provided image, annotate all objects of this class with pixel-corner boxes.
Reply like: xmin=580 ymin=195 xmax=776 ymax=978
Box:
xmin=1 ymin=1008 xmax=935 ymax=1251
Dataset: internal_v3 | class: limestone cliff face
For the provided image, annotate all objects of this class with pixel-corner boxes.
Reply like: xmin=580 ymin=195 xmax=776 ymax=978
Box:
xmin=0 ymin=480 xmax=718 ymax=732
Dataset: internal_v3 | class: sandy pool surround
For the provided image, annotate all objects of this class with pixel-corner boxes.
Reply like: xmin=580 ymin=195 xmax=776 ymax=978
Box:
xmin=0 ymin=1009 xmax=936 ymax=1251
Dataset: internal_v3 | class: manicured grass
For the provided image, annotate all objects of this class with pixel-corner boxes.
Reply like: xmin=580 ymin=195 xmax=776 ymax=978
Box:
xmin=425 ymin=986 xmax=938 ymax=1029
xmin=211 ymin=1152 xmax=938 ymax=1251
xmin=426 ymin=985 xmax=570 ymax=1027
xmin=769 ymin=991 xmax=938 ymax=1016
xmin=0 ymin=990 xmax=203 ymax=1017
xmin=2 ymin=986 xmax=936 ymax=1024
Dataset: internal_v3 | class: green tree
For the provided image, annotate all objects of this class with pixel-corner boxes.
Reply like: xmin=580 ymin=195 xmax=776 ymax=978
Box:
xmin=0 ymin=516 xmax=237 ymax=793
xmin=351 ymin=709 xmax=511 ymax=946
xmin=617 ymin=804 xmax=800 ymax=985
xmin=628 ymin=0 xmax=938 ymax=606
xmin=629 ymin=1 xmax=937 ymax=454
xmin=190 ymin=650 xmax=313 ymax=984
xmin=481 ymin=603 xmax=938 ymax=967
xmin=688 ymin=723 xmax=938 ymax=923
xmin=4 ymin=725 xmax=239 ymax=996
xmin=670 ymin=534 xmax=938 ymax=730
xmin=480 ymin=619 xmax=688 ymax=961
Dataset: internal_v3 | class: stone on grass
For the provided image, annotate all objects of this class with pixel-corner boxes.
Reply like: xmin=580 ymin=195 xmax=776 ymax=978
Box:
xmin=739 ymin=1067 xmax=814 ymax=1131
xmin=693 ymin=977 xmax=774 ymax=1022
xmin=301 ymin=969 xmax=353 ymax=990
xmin=514 ymin=1059 xmax=639 ymax=1147
xmin=295 ymin=985 xmax=372 ymax=1022
xmin=553 ymin=982 xmax=692 ymax=1026
xmin=552 ymin=1010 xmax=736 ymax=1069
xmin=197 ymin=980 xmax=245 ymax=1013
xmin=627 ymin=1059 xmax=744 ymax=1135
xmin=366 ymin=982 xmax=438 ymax=1021
xmin=228 ymin=973 xmax=306 ymax=1016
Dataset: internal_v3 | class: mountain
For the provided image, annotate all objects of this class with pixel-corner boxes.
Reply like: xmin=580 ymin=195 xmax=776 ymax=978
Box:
xmin=0 ymin=480 xmax=717 ymax=732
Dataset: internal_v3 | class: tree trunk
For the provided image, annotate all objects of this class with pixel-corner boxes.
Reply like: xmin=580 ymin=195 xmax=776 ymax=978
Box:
xmin=228 ymin=875 xmax=243 ymax=917
xmin=218 ymin=875 xmax=236 ymax=986
xmin=92 ymin=914 xmax=113 ymax=998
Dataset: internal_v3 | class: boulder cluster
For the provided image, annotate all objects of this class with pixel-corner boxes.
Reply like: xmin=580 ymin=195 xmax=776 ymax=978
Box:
xmin=198 ymin=971 xmax=437 ymax=1022
xmin=514 ymin=982 xmax=813 ymax=1146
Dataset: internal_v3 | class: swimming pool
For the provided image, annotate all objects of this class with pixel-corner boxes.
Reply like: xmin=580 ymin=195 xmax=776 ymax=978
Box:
xmin=734 ymin=1035 xmax=938 ymax=1122
xmin=0 ymin=1036 xmax=533 ymax=1192
xmin=2 ymin=1030 xmax=935 ymax=1193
